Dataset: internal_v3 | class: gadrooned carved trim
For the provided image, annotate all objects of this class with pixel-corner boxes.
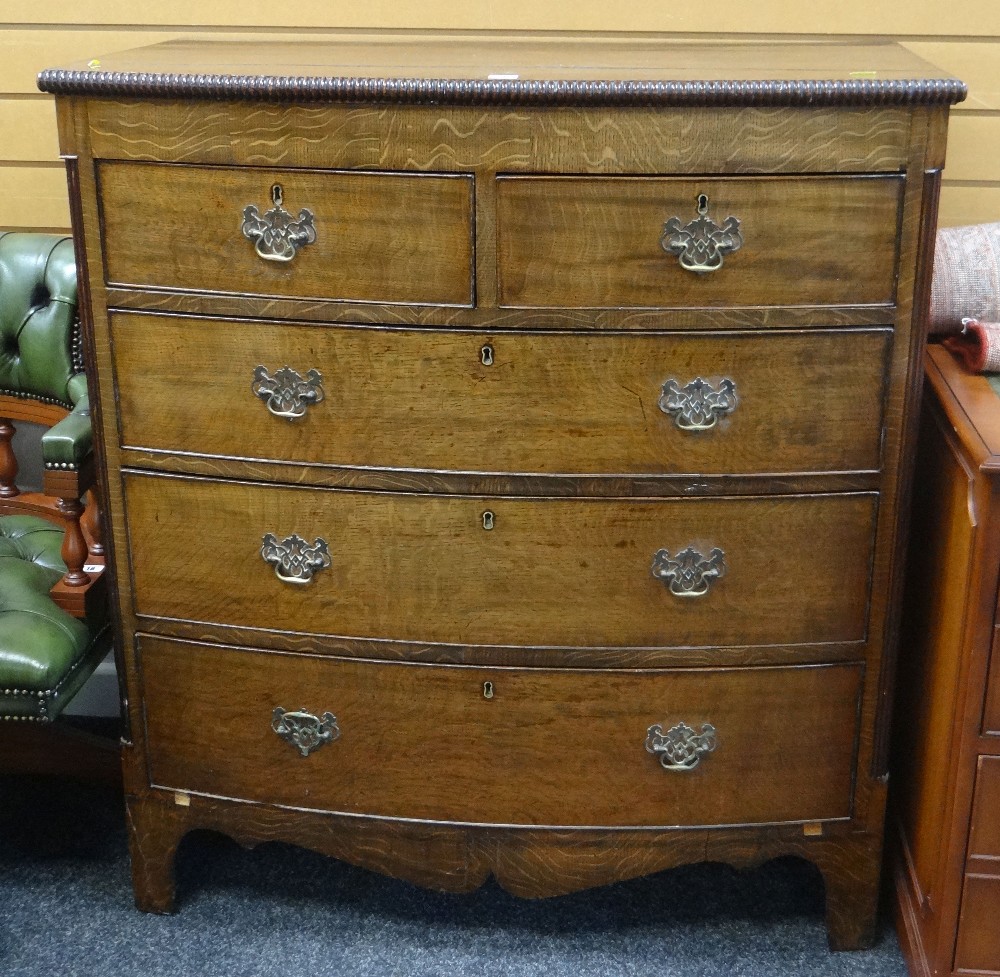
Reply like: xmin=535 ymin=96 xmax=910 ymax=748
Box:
xmin=36 ymin=71 xmax=968 ymax=107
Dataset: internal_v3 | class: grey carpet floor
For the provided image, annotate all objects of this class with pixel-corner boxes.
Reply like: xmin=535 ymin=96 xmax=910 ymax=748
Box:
xmin=0 ymin=777 xmax=908 ymax=977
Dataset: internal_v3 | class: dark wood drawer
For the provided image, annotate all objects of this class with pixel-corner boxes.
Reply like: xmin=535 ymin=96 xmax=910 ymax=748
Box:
xmin=496 ymin=174 xmax=903 ymax=310
xmin=97 ymin=162 xmax=475 ymax=306
xmin=111 ymin=313 xmax=891 ymax=478
xmin=124 ymin=472 xmax=876 ymax=649
xmin=139 ymin=634 xmax=862 ymax=828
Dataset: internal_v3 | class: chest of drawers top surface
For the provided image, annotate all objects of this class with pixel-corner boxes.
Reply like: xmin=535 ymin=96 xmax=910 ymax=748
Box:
xmin=40 ymin=33 xmax=964 ymax=103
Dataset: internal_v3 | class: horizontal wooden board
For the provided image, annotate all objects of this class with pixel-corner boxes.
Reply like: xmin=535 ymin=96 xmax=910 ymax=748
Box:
xmin=0 ymin=165 xmax=70 ymax=229
xmin=124 ymin=472 xmax=878 ymax=649
xmin=942 ymin=115 xmax=1000 ymax=183
xmin=903 ymin=42 xmax=1000 ymax=112
xmin=938 ymin=185 xmax=1000 ymax=229
xmin=9 ymin=4 xmax=1000 ymax=35
xmin=141 ymin=635 xmax=863 ymax=827
xmin=0 ymin=99 xmax=60 ymax=161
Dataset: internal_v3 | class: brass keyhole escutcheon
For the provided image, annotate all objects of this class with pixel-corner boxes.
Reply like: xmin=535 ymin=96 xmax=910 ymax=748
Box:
xmin=696 ymin=192 xmax=709 ymax=215
xmin=481 ymin=344 xmax=494 ymax=366
xmin=482 ymin=510 xmax=495 ymax=531
xmin=483 ymin=681 xmax=495 ymax=699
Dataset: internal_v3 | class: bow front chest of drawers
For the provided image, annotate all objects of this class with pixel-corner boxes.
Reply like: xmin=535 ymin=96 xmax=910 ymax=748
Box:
xmin=40 ymin=35 xmax=964 ymax=948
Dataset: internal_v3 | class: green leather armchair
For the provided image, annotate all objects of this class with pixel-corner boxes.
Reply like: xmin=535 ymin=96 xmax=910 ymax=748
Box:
xmin=0 ymin=232 xmax=110 ymax=723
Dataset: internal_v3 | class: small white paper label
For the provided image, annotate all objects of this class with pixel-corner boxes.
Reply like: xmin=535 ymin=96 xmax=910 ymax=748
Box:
xmin=84 ymin=564 xmax=103 ymax=573
xmin=488 ymin=73 xmax=520 ymax=81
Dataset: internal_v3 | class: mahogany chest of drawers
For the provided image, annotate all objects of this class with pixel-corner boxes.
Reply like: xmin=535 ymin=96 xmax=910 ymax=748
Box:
xmin=895 ymin=346 xmax=1000 ymax=975
xmin=39 ymin=35 xmax=965 ymax=949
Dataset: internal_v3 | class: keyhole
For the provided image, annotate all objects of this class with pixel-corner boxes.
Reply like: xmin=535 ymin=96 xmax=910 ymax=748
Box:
xmin=483 ymin=681 xmax=495 ymax=699
xmin=696 ymin=193 xmax=709 ymax=215
xmin=481 ymin=344 xmax=494 ymax=366
xmin=271 ymin=183 xmax=284 ymax=207
xmin=482 ymin=511 xmax=495 ymax=531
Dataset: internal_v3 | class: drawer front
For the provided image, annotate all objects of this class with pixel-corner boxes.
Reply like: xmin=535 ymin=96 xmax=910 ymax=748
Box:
xmin=140 ymin=635 xmax=862 ymax=827
xmin=111 ymin=313 xmax=890 ymax=477
xmin=97 ymin=162 xmax=474 ymax=306
xmin=497 ymin=175 xmax=903 ymax=309
xmin=124 ymin=472 xmax=876 ymax=649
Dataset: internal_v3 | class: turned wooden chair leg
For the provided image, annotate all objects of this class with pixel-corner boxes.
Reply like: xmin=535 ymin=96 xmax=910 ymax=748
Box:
xmin=0 ymin=417 xmax=19 ymax=498
xmin=82 ymin=489 xmax=104 ymax=556
xmin=57 ymin=495 xmax=91 ymax=586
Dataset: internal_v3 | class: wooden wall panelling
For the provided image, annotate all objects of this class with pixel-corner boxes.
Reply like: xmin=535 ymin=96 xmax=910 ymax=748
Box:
xmin=8 ymin=2 xmax=1000 ymax=34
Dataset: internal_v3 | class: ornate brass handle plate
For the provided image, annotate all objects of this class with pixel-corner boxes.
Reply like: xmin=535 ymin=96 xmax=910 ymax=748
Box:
xmin=241 ymin=183 xmax=316 ymax=262
xmin=659 ymin=377 xmax=737 ymax=431
xmin=272 ymin=707 xmax=340 ymax=757
xmin=252 ymin=365 xmax=325 ymax=420
xmin=651 ymin=545 xmax=726 ymax=597
xmin=645 ymin=722 xmax=717 ymax=771
xmin=661 ymin=193 xmax=743 ymax=274
xmin=261 ymin=533 xmax=331 ymax=585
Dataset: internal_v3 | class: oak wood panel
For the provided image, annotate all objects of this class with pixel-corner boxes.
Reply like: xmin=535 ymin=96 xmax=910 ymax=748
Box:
xmin=96 ymin=161 xmax=475 ymax=306
xmin=139 ymin=635 xmax=863 ymax=828
xmin=118 ymin=446 xmax=883 ymax=501
xmin=497 ymin=175 xmax=903 ymax=309
xmin=106 ymin=286 xmax=897 ymax=331
xmin=83 ymin=100 xmax=916 ymax=175
xmin=955 ymin=874 xmax=1000 ymax=974
xmin=109 ymin=313 xmax=892 ymax=478
xmin=968 ymin=757 xmax=1000 ymax=860
xmin=123 ymin=472 xmax=877 ymax=649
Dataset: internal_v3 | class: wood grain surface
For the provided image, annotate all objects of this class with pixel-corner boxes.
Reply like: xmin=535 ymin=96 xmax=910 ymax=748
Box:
xmin=97 ymin=161 xmax=475 ymax=306
xmin=109 ymin=313 xmax=892 ymax=478
xmin=123 ymin=472 xmax=877 ymax=649
xmin=84 ymin=100 xmax=916 ymax=175
xmin=497 ymin=174 xmax=903 ymax=309
xmin=138 ymin=634 xmax=863 ymax=828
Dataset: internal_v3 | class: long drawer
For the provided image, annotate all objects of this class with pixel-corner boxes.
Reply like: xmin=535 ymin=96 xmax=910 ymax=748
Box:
xmin=111 ymin=313 xmax=891 ymax=477
xmin=497 ymin=174 xmax=903 ymax=309
xmin=139 ymin=635 xmax=863 ymax=827
xmin=124 ymin=472 xmax=876 ymax=649
xmin=97 ymin=161 xmax=475 ymax=306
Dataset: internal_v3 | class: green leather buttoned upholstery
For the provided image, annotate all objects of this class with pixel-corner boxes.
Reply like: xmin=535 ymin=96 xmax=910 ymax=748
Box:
xmin=0 ymin=234 xmax=108 ymax=722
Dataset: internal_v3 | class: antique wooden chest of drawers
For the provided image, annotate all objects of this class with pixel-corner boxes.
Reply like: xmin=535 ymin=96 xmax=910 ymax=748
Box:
xmin=39 ymin=34 xmax=965 ymax=949
xmin=894 ymin=347 xmax=1000 ymax=976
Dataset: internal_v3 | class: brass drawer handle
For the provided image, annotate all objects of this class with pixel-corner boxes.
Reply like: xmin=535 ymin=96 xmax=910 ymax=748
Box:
xmin=645 ymin=721 xmax=717 ymax=771
xmin=659 ymin=377 xmax=737 ymax=431
xmin=651 ymin=545 xmax=726 ymax=597
xmin=272 ymin=707 xmax=341 ymax=757
xmin=252 ymin=365 xmax=325 ymax=420
xmin=661 ymin=193 xmax=743 ymax=274
xmin=241 ymin=183 xmax=317 ymax=262
xmin=261 ymin=533 xmax=331 ymax=585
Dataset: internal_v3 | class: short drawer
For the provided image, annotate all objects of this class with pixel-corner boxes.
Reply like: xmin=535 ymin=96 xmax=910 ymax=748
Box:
xmin=124 ymin=472 xmax=876 ymax=649
xmin=111 ymin=313 xmax=890 ymax=477
xmin=97 ymin=161 xmax=474 ymax=306
xmin=139 ymin=635 xmax=862 ymax=827
xmin=496 ymin=175 xmax=903 ymax=309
